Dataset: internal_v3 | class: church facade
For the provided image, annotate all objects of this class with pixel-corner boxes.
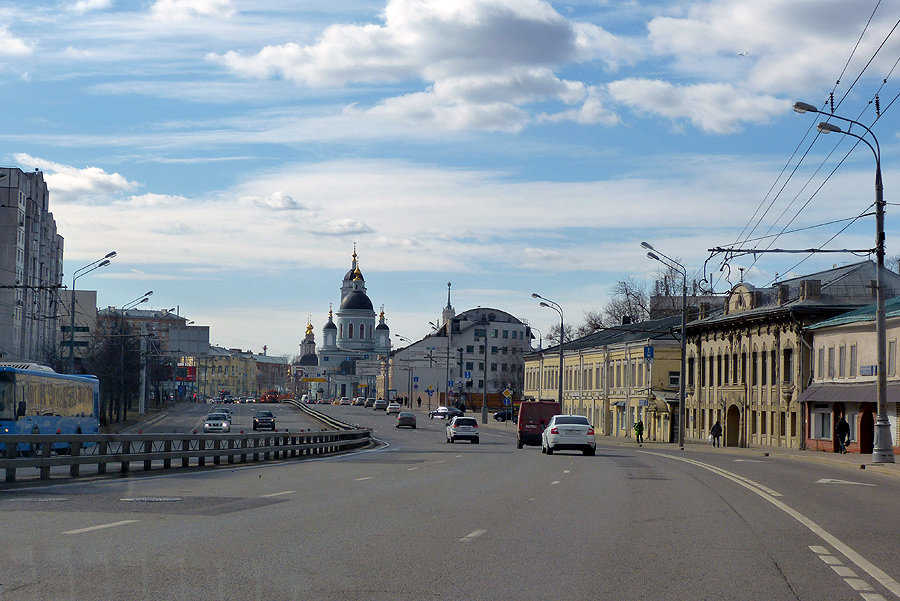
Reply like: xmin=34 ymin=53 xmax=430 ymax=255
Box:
xmin=317 ymin=248 xmax=390 ymax=398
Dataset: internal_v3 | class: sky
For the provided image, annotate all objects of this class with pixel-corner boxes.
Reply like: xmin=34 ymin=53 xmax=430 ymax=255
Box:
xmin=1 ymin=0 xmax=899 ymax=357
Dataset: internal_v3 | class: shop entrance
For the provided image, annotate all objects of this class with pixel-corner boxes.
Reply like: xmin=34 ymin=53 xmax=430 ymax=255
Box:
xmin=726 ymin=404 xmax=741 ymax=447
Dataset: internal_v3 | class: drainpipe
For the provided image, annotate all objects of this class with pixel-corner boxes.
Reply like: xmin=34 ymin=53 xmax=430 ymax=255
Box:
xmin=789 ymin=308 xmax=812 ymax=450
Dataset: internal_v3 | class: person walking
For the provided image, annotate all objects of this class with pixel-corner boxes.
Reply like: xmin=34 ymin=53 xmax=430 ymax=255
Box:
xmin=835 ymin=415 xmax=850 ymax=454
xmin=417 ymin=396 xmax=422 ymax=409
xmin=633 ymin=419 xmax=644 ymax=446
xmin=710 ymin=420 xmax=722 ymax=448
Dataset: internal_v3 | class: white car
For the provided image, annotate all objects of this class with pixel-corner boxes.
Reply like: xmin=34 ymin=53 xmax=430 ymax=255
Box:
xmin=541 ymin=415 xmax=595 ymax=456
xmin=203 ymin=413 xmax=231 ymax=433
xmin=386 ymin=402 xmax=402 ymax=415
xmin=446 ymin=416 xmax=479 ymax=444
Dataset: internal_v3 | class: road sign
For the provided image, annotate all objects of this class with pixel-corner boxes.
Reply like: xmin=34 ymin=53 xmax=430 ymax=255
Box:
xmin=414 ymin=384 xmax=418 ymax=390
xmin=414 ymin=376 xmax=419 ymax=382
xmin=502 ymin=388 xmax=512 ymax=398
xmin=503 ymin=398 xmax=511 ymax=406
xmin=426 ymin=389 xmax=434 ymax=396
xmin=464 ymin=371 xmax=471 ymax=378
xmin=448 ymin=380 xmax=453 ymax=387
xmin=644 ymin=345 xmax=654 ymax=360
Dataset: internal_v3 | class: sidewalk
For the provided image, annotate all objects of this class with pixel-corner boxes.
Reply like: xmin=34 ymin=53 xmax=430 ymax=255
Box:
xmin=596 ymin=434 xmax=900 ymax=479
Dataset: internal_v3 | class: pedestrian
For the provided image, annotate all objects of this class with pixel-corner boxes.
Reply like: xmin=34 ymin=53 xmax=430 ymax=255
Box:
xmin=417 ymin=396 xmax=422 ymax=408
xmin=633 ymin=419 xmax=644 ymax=446
xmin=835 ymin=414 xmax=850 ymax=454
xmin=710 ymin=420 xmax=722 ymax=448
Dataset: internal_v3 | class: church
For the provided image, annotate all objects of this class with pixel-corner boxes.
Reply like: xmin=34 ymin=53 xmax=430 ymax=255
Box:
xmin=317 ymin=247 xmax=391 ymax=398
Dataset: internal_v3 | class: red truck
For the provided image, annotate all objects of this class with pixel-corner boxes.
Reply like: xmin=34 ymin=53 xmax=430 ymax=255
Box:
xmin=516 ymin=400 xmax=560 ymax=448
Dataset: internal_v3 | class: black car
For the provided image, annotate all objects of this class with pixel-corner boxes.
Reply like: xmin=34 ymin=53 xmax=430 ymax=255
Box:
xmin=252 ymin=410 xmax=276 ymax=431
xmin=446 ymin=406 xmax=464 ymax=419
xmin=493 ymin=409 xmax=517 ymax=422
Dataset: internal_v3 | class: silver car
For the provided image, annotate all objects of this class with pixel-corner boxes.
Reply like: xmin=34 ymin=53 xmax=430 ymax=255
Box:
xmin=446 ymin=416 xmax=479 ymax=444
xmin=541 ymin=415 xmax=595 ymax=456
xmin=203 ymin=412 xmax=231 ymax=433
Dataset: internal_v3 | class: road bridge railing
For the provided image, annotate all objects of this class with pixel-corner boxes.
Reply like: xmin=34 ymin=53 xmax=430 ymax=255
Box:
xmin=1 ymin=427 xmax=371 ymax=484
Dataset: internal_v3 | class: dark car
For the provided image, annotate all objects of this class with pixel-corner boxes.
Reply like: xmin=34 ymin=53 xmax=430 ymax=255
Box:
xmin=252 ymin=410 xmax=276 ymax=431
xmin=396 ymin=412 xmax=416 ymax=429
xmin=493 ymin=409 xmax=517 ymax=422
xmin=446 ymin=406 xmax=464 ymax=419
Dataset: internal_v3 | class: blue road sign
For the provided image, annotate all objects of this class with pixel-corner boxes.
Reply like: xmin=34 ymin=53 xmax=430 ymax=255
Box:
xmin=464 ymin=371 xmax=471 ymax=378
xmin=414 ymin=384 xmax=418 ymax=390
xmin=503 ymin=398 xmax=511 ymax=406
xmin=448 ymin=380 xmax=453 ymax=387
xmin=414 ymin=376 xmax=419 ymax=382
xmin=426 ymin=389 xmax=434 ymax=396
xmin=644 ymin=345 xmax=654 ymax=360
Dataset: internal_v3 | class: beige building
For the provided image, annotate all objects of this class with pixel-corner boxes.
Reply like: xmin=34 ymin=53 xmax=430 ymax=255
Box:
xmin=685 ymin=261 xmax=900 ymax=449
xmin=196 ymin=346 xmax=257 ymax=399
xmin=801 ymin=296 xmax=900 ymax=454
xmin=524 ymin=315 xmax=682 ymax=440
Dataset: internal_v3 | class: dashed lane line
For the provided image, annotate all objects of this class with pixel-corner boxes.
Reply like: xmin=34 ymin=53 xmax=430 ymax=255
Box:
xmin=260 ymin=490 xmax=296 ymax=498
xmin=551 ymin=480 xmax=561 ymax=486
xmin=459 ymin=529 xmax=487 ymax=542
xmin=644 ymin=451 xmax=900 ymax=599
xmin=63 ymin=520 xmax=139 ymax=535
xmin=354 ymin=477 xmax=374 ymax=481
xmin=810 ymin=546 xmax=882 ymax=599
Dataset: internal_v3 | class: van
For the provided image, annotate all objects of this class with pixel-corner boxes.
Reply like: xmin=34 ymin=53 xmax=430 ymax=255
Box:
xmin=516 ymin=400 xmax=560 ymax=448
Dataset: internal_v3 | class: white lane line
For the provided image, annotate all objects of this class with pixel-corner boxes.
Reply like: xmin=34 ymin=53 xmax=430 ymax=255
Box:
xmin=455 ymin=455 xmax=462 ymax=458
xmin=436 ymin=460 xmax=445 ymax=464
xmin=260 ymin=490 xmax=296 ymax=498
xmin=355 ymin=477 xmax=374 ymax=481
xmin=861 ymin=594 xmax=888 ymax=601
xmin=834 ymin=566 xmax=860 ymax=578
xmin=647 ymin=451 xmax=900 ymax=599
xmin=551 ymin=480 xmax=561 ymax=486
xmin=63 ymin=520 xmax=138 ymax=535
xmin=809 ymin=545 xmax=829 ymax=554
xmin=820 ymin=555 xmax=843 ymax=566
xmin=563 ymin=470 xmax=570 ymax=474
xmin=847 ymin=579 xmax=875 ymax=592
xmin=816 ymin=478 xmax=877 ymax=487
xmin=459 ymin=529 xmax=487 ymax=542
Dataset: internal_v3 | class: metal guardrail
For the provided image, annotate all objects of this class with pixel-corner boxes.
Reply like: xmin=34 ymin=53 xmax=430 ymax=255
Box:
xmin=1 ymin=428 xmax=372 ymax=484
xmin=283 ymin=400 xmax=362 ymax=431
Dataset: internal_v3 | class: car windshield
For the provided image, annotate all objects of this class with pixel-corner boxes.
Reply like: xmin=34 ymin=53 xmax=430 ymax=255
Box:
xmin=398 ymin=412 xmax=414 ymax=418
xmin=207 ymin=414 xmax=226 ymax=420
xmin=454 ymin=418 xmax=477 ymax=426
xmin=555 ymin=416 xmax=590 ymax=425
xmin=256 ymin=411 xmax=273 ymax=417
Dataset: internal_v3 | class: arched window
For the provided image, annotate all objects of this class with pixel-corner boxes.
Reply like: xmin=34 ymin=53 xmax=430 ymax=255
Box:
xmin=349 ymin=323 xmax=354 ymax=339
xmin=339 ymin=324 xmax=343 ymax=339
xmin=359 ymin=324 xmax=365 ymax=339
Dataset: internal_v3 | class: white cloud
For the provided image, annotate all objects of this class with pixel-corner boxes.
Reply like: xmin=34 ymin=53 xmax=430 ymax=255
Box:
xmin=607 ymin=79 xmax=786 ymax=133
xmin=209 ymin=0 xmax=633 ymax=131
xmin=319 ymin=219 xmax=375 ymax=236
xmin=70 ymin=0 xmax=113 ymax=13
xmin=151 ymin=0 xmax=236 ymax=20
xmin=0 ymin=27 xmax=31 ymax=56
xmin=239 ymin=191 xmax=312 ymax=211
xmin=11 ymin=153 xmax=138 ymax=202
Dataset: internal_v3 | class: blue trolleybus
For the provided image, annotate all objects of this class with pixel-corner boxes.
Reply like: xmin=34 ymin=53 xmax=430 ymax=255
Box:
xmin=0 ymin=363 xmax=101 ymax=453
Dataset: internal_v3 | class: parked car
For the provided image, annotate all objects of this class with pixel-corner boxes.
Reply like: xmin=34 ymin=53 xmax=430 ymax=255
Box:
xmin=396 ymin=412 xmax=416 ymax=428
xmin=517 ymin=400 xmax=560 ymax=448
xmin=353 ymin=397 xmax=366 ymax=406
xmin=373 ymin=399 xmax=388 ymax=411
xmin=493 ymin=408 xmax=517 ymax=422
xmin=541 ymin=414 xmax=595 ymax=456
xmin=446 ymin=416 xmax=479 ymax=444
xmin=203 ymin=413 xmax=231 ymax=433
xmin=429 ymin=406 xmax=448 ymax=419
xmin=252 ymin=410 xmax=276 ymax=431
xmin=386 ymin=402 xmax=402 ymax=415
xmin=339 ymin=397 xmax=352 ymax=405
xmin=364 ymin=398 xmax=376 ymax=408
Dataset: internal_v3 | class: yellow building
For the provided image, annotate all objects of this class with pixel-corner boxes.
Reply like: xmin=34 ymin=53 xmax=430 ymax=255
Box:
xmin=524 ymin=316 xmax=682 ymax=441
xmin=197 ymin=346 xmax=257 ymax=399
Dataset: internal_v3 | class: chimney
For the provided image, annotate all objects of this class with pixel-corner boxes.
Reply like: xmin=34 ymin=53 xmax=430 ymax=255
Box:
xmin=799 ymin=280 xmax=821 ymax=300
xmin=699 ymin=302 xmax=710 ymax=320
xmin=777 ymin=284 xmax=790 ymax=305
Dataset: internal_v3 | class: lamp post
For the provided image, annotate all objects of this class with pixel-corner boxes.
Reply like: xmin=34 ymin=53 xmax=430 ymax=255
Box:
xmin=642 ymin=242 xmax=687 ymax=449
xmin=122 ymin=290 xmax=153 ymax=311
xmin=793 ymin=101 xmax=894 ymax=463
xmin=395 ymin=334 xmax=414 ymax=407
xmin=69 ymin=251 xmax=116 ymax=373
xmin=533 ymin=293 xmax=564 ymax=412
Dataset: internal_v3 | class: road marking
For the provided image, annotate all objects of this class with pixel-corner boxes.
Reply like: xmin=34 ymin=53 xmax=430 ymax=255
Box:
xmin=407 ymin=467 xmax=418 ymax=471
xmin=563 ymin=470 xmax=570 ymax=474
xmin=64 ymin=520 xmax=138 ymax=535
xmin=459 ymin=529 xmax=487 ymax=542
xmin=455 ymin=455 xmax=462 ymax=458
xmin=436 ymin=460 xmax=445 ymax=464
xmin=260 ymin=490 xmax=296 ymax=498
xmin=734 ymin=459 xmax=763 ymax=463
xmin=834 ymin=566 xmax=860 ymax=578
xmin=847 ymin=579 xmax=875 ymax=592
xmin=551 ymin=480 xmax=561 ymax=486
xmin=647 ymin=451 xmax=900 ymax=599
xmin=354 ymin=477 xmax=374 ymax=481
xmin=809 ymin=545 xmax=829 ymax=554
xmin=861 ymin=594 xmax=888 ymax=601
xmin=816 ymin=478 xmax=877 ymax=487
xmin=810 ymin=546 xmax=881 ymax=598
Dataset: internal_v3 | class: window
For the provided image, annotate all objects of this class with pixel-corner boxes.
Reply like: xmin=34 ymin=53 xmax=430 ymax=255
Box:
xmin=751 ymin=351 xmax=758 ymax=385
xmin=466 ymin=345 xmax=474 ymax=353
xmin=828 ymin=347 xmax=835 ymax=379
xmin=890 ymin=340 xmax=897 ymax=376
xmin=668 ymin=371 xmax=680 ymax=387
xmin=491 ymin=346 xmax=498 ymax=355
xmin=501 ymin=363 xmax=508 ymax=372
xmin=502 ymin=330 xmax=509 ymax=339
xmin=615 ymin=363 xmax=621 ymax=387
xmin=700 ymin=356 xmax=706 ymax=386
xmin=348 ymin=323 xmax=353 ymax=338
xmin=761 ymin=350 xmax=767 ymax=386
xmin=850 ymin=345 xmax=857 ymax=378
xmin=812 ymin=404 xmax=831 ymax=439
xmin=723 ymin=355 xmax=729 ymax=384
xmin=760 ymin=410 xmax=767 ymax=435
xmin=771 ymin=350 xmax=777 ymax=383
xmin=491 ymin=363 xmax=497 ymax=371
xmin=478 ymin=362 xmax=484 ymax=370
xmin=474 ymin=329 xmax=485 ymax=339
xmin=817 ymin=348 xmax=825 ymax=380
xmin=478 ymin=380 xmax=484 ymax=389
xmin=466 ymin=362 xmax=473 ymax=370
xmin=688 ymin=357 xmax=695 ymax=387
xmin=838 ymin=346 xmax=846 ymax=378
xmin=491 ymin=329 xmax=498 ymax=338
xmin=717 ymin=355 xmax=722 ymax=387
xmin=783 ymin=348 xmax=793 ymax=384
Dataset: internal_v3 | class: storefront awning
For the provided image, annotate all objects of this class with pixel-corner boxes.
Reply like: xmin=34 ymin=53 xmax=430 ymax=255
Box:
xmin=612 ymin=400 xmax=625 ymax=407
xmin=797 ymin=381 xmax=900 ymax=404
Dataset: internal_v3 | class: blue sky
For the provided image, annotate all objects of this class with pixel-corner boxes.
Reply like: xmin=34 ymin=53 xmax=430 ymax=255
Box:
xmin=1 ymin=0 xmax=898 ymax=356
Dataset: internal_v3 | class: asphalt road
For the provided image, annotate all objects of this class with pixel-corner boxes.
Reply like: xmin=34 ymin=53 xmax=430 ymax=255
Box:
xmin=1 ymin=403 xmax=898 ymax=601
xmin=126 ymin=401 xmax=321 ymax=434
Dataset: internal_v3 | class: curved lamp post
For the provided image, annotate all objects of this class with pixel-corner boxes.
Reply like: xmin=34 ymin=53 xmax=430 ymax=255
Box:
xmin=123 ymin=290 xmax=153 ymax=311
xmin=533 ymin=293 xmax=564 ymax=411
xmin=395 ymin=334 xmax=414 ymax=405
xmin=794 ymin=101 xmax=894 ymax=463
xmin=642 ymin=242 xmax=687 ymax=449
xmin=69 ymin=251 xmax=116 ymax=373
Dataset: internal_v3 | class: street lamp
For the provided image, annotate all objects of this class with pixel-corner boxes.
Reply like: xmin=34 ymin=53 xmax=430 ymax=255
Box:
xmin=794 ymin=100 xmax=895 ymax=463
xmin=395 ymin=334 xmax=414 ymax=406
xmin=643 ymin=242 xmax=687 ymax=449
xmin=123 ymin=290 xmax=153 ymax=311
xmin=532 ymin=293 xmax=564 ymax=412
xmin=69 ymin=251 xmax=116 ymax=373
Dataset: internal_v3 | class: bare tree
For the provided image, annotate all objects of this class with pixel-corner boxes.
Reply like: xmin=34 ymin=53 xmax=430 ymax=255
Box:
xmin=603 ymin=277 xmax=649 ymax=326
xmin=545 ymin=322 xmax=577 ymax=346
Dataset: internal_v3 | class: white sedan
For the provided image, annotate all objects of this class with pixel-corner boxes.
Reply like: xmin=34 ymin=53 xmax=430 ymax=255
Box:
xmin=541 ymin=415 xmax=595 ymax=456
xmin=386 ymin=402 xmax=402 ymax=415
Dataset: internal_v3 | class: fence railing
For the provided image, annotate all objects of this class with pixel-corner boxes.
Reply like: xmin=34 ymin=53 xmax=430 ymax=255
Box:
xmin=1 ymin=428 xmax=371 ymax=484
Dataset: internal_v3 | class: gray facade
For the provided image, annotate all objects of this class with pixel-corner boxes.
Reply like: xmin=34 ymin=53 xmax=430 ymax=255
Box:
xmin=0 ymin=168 xmax=64 ymax=363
